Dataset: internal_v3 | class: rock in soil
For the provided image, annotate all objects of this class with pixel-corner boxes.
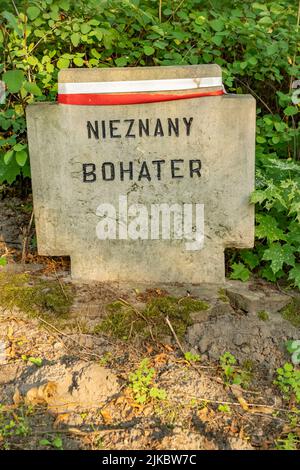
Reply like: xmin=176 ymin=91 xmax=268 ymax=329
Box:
xmin=186 ymin=311 xmax=299 ymax=368
xmin=17 ymin=361 xmax=120 ymax=413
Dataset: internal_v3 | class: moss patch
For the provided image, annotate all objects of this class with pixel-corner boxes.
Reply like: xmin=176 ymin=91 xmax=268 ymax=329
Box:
xmin=218 ymin=288 xmax=229 ymax=303
xmin=94 ymin=295 xmax=209 ymax=342
xmin=0 ymin=273 xmax=74 ymax=318
xmin=257 ymin=310 xmax=269 ymax=321
xmin=281 ymin=299 xmax=300 ymax=328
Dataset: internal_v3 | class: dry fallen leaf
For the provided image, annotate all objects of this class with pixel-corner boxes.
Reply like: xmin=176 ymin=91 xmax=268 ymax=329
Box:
xmin=154 ymin=353 xmax=169 ymax=366
xmin=237 ymin=396 xmax=249 ymax=412
xmin=248 ymin=406 xmax=273 ymax=415
xmin=198 ymin=406 xmax=215 ymax=423
xmin=53 ymin=413 xmax=70 ymax=428
xmin=100 ymin=409 xmax=112 ymax=424
xmin=13 ymin=388 xmax=22 ymax=406
xmin=232 ymin=386 xmax=273 ymax=415
xmin=25 ymin=381 xmax=58 ymax=405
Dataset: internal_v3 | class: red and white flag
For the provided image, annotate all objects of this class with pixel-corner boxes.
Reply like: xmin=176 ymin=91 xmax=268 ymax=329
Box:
xmin=58 ymin=76 xmax=225 ymax=105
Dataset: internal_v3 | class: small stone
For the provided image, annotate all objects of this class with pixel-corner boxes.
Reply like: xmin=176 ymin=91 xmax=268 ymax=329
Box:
xmin=225 ymin=281 xmax=290 ymax=314
xmin=234 ymin=333 xmax=245 ymax=346
xmin=198 ymin=337 xmax=211 ymax=353
xmin=228 ymin=437 xmax=254 ymax=450
xmin=190 ymin=310 xmax=210 ymax=323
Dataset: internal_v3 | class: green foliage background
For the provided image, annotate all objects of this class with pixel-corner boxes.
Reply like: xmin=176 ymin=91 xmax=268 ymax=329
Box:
xmin=0 ymin=0 xmax=299 ymax=286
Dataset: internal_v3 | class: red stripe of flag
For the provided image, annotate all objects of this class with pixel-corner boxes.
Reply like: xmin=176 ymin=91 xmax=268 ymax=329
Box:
xmin=57 ymin=89 xmax=224 ymax=106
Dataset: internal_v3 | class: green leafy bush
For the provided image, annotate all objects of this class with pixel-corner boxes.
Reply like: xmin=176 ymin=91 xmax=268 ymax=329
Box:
xmin=129 ymin=358 xmax=167 ymax=404
xmin=275 ymin=362 xmax=300 ymax=403
xmin=0 ymin=0 xmax=299 ymax=285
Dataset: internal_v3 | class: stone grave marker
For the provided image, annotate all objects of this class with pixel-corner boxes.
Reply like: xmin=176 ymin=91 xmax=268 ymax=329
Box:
xmin=26 ymin=65 xmax=255 ymax=284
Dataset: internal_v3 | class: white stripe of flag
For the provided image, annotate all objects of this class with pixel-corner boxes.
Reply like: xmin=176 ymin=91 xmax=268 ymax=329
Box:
xmin=58 ymin=77 xmax=222 ymax=95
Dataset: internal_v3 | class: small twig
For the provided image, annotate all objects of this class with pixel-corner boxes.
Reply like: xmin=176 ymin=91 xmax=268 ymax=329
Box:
xmin=34 ymin=427 xmax=127 ymax=437
xmin=165 ymin=315 xmax=186 ymax=357
xmin=11 ymin=0 xmax=19 ymax=15
xmin=235 ymin=77 xmax=274 ymax=115
xmin=276 ymin=282 xmax=294 ymax=298
xmin=54 ymin=268 xmax=69 ymax=301
xmin=158 ymin=0 xmax=162 ymax=22
xmin=21 ymin=210 xmax=34 ymax=263
xmin=30 ymin=23 xmax=59 ymax=54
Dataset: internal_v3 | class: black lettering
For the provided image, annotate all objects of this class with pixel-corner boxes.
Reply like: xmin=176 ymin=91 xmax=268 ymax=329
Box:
xmin=102 ymin=162 xmax=115 ymax=181
xmin=183 ymin=117 xmax=193 ymax=136
xmin=87 ymin=121 xmax=99 ymax=139
xmin=120 ymin=161 xmax=133 ymax=180
xmin=189 ymin=159 xmax=201 ymax=177
xmin=109 ymin=120 xmax=121 ymax=138
xmin=124 ymin=119 xmax=135 ymax=138
xmin=82 ymin=163 xmax=96 ymax=182
xmin=101 ymin=120 xmax=106 ymax=139
xmin=138 ymin=119 xmax=149 ymax=137
xmin=171 ymin=159 xmax=184 ymax=178
xmin=152 ymin=160 xmax=166 ymax=180
xmin=138 ymin=162 xmax=151 ymax=181
xmin=168 ymin=118 xmax=179 ymax=137
xmin=154 ymin=118 xmax=164 ymax=137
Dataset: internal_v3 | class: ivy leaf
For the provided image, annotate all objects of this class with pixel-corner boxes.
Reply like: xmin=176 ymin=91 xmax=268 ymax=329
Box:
xmin=0 ymin=156 xmax=21 ymax=184
xmin=70 ymin=32 xmax=80 ymax=47
xmin=210 ymin=19 xmax=224 ymax=32
xmin=52 ymin=436 xmax=63 ymax=449
xmin=143 ymin=46 xmax=155 ymax=56
xmin=250 ymin=189 xmax=268 ymax=205
xmin=2 ymin=70 xmax=25 ymax=93
xmin=27 ymin=6 xmax=40 ymax=20
xmin=230 ymin=263 xmax=251 ymax=282
xmin=39 ymin=439 xmax=51 ymax=446
xmin=240 ymin=250 xmax=260 ymax=269
xmin=115 ymin=57 xmax=127 ymax=67
xmin=57 ymin=58 xmax=70 ymax=69
xmin=286 ymin=340 xmax=300 ymax=354
xmin=255 ymin=214 xmax=286 ymax=243
xmin=262 ymin=243 xmax=296 ymax=274
xmin=260 ymin=265 xmax=283 ymax=282
xmin=288 ymin=264 xmax=300 ymax=289
xmin=2 ymin=11 xmax=22 ymax=36
xmin=286 ymin=221 xmax=300 ymax=246
xmin=265 ymin=159 xmax=300 ymax=173
xmin=80 ymin=24 xmax=91 ymax=34
xmin=284 ymin=106 xmax=298 ymax=116
xmin=13 ymin=143 xmax=26 ymax=152
xmin=24 ymin=81 xmax=42 ymax=96
xmin=15 ymin=149 xmax=28 ymax=167
xmin=73 ymin=57 xmax=84 ymax=66
xmin=3 ymin=149 xmax=14 ymax=165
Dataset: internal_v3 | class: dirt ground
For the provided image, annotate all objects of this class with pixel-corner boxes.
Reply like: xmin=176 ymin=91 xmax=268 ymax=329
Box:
xmin=1 ymin=194 xmax=300 ymax=451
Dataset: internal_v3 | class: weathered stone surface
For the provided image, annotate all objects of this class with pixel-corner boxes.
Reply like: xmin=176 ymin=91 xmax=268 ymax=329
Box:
xmin=26 ymin=65 xmax=255 ymax=284
xmin=225 ymin=281 xmax=290 ymax=313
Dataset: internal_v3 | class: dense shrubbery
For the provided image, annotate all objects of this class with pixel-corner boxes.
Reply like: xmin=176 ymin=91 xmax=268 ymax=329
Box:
xmin=0 ymin=0 xmax=299 ymax=285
